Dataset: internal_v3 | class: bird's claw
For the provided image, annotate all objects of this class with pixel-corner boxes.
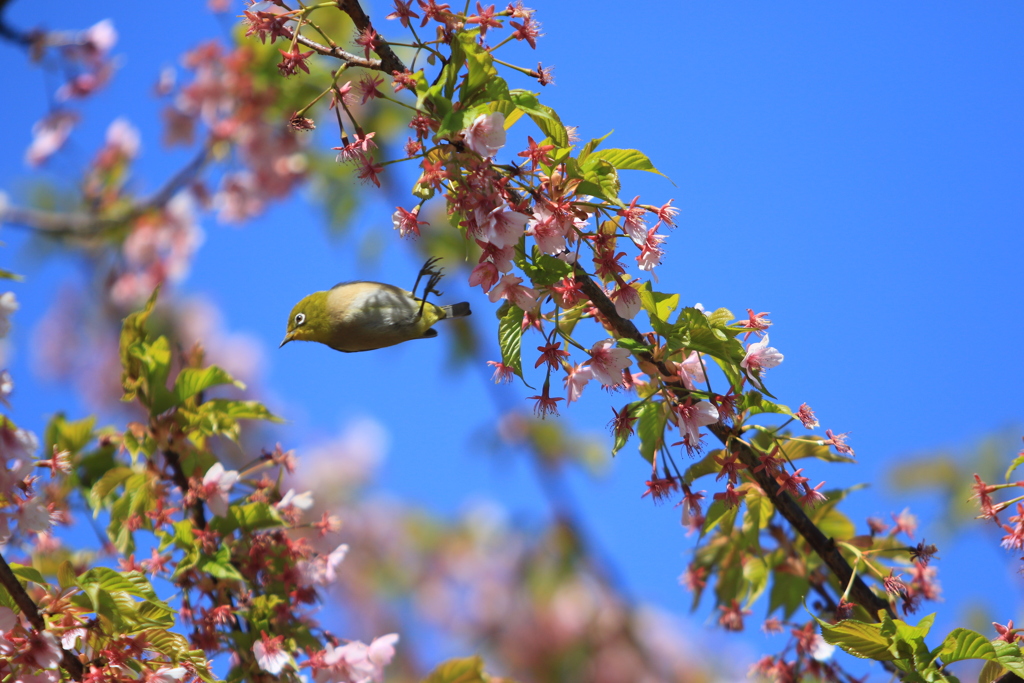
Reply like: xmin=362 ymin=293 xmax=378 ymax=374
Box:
xmin=413 ymin=257 xmax=445 ymax=318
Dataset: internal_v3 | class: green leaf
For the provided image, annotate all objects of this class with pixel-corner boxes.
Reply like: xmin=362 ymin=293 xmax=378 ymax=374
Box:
xmin=44 ymin=414 xmax=96 ymax=455
xmin=682 ymin=449 xmax=723 ymax=485
xmin=510 ymin=91 xmax=568 ymax=147
xmin=10 ymin=564 xmax=45 ymax=586
xmin=702 ymin=498 xmax=739 ymax=535
xmin=814 ymin=507 xmax=856 ymax=541
xmin=578 ymin=130 xmax=613 ymax=165
xmin=578 ymin=160 xmax=621 ymax=205
xmin=89 ymin=466 xmax=135 ymax=514
xmin=743 ymin=392 xmax=794 ymax=418
xmin=0 ymin=268 xmax=23 ymax=281
xmin=172 ymin=366 xmax=244 ymax=405
xmin=743 ymin=556 xmax=769 ymax=604
xmin=587 ymin=148 xmax=667 ymax=178
xmin=522 ymin=248 xmax=572 ymax=287
xmin=817 ymin=617 xmax=894 ymax=661
xmin=119 ymin=288 xmax=161 ymax=402
xmin=639 ymin=283 xmax=680 ymax=337
xmin=498 ymin=304 xmax=525 ymax=380
xmin=634 ymin=400 xmax=667 ymax=465
xmin=423 ymin=656 xmax=487 ymax=683
xmin=57 ymin=561 xmax=77 ymax=590
xmin=457 ymin=32 xmax=499 ymax=105
xmin=780 ymin=437 xmax=856 ymax=464
xmin=939 ymin=628 xmax=1024 ymax=677
xmin=768 ymin=570 xmax=808 ymax=620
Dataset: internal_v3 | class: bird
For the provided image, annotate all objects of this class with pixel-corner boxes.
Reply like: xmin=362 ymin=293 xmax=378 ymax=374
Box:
xmin=279 ymin=257 xmax=471 ymax=353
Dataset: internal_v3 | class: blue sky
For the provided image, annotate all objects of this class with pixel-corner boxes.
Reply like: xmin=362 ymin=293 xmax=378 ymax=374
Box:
xmin=1 ymin=0 xmax=1023 ymax=674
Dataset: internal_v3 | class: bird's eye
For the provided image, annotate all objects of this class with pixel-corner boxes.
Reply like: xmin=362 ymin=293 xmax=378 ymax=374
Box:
xmin=294 ymin=313 xmax=306 ymax=326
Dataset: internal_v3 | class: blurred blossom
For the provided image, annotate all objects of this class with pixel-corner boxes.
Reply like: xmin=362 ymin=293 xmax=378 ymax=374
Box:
xmin=0 ymin=370 xmax=12 ymax=407
xmin=24 ymin=111 xmax=79 ymax=167
xmin=296 ymin=418 xmax=389 ymax=501
xmin=104 ymin=117 xmax=141 ymax=160
xmin=0 ymin=292 xmax=18 ymax=337
xmin=81 ymin=19 xmax=118 ymax=59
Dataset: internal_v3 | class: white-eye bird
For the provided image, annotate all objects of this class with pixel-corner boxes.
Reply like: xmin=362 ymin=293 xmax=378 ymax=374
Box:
xmin=279 ymin=257 xmax=471 ymax=353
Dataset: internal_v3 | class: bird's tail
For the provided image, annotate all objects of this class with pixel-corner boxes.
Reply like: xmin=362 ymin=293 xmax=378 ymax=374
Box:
xmin=441 ymin=302 xmax=472 ymax=319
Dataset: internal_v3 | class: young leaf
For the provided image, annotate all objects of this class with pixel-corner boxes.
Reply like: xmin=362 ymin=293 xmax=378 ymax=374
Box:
xmin=816 ymin=617 xmax=894 ymax=661
xmin=498 ymin=304 xmax=525 ymax=380
xmin=423 ymin=655 xmax=487 ymax=683
xmin=939 ymin=628 xmax=1024 ymax=677
xmin=586 ymin=148 xmax=668 ymax=178
xmin=634 ymin=400 xmax=667 ymax=465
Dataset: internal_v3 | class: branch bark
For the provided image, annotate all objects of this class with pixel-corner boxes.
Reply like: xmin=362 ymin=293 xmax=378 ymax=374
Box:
xmin=0 ymin=551 xmax=84 ymax=680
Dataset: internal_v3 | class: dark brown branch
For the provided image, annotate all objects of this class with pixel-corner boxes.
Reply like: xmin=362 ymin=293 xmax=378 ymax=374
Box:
xmin=0 ymin=551 xmax=84 ymax=680
xmin=0 ymin=0 xmax=34 ymax=46
xmin=336 ymin=0 xmax=407 ymax=75
xmin=570 ymin=263 xmax=895 ymax=622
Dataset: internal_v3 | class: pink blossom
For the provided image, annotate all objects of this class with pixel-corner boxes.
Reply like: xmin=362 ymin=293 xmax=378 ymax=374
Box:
xmin=477 ymin=205 xmax=528 ymax=248
xmin=105 ymin=117 xmax=140 ymax=159
xmin=299 ymin=544 xmax=349 ymax=586
xmin=275 ymin=488 xmax=314 ymax=512
xmin=586 ymin=339 xmax=630 ymax=387
xmin=334 ymin=634 xmax=399 ymax=683
xmin=675 ymin=399 xmax=719 ymax=445
xmin=0 ymin=291 xmax=18 ymax=337
xmin=796 ymin=403 xmax=819 ymax=429
xmin=200 ymin=462 xmax=238 ymax=517
xmin=677 ymin=351 xmax=706 ymax=391
xmin=486 ymin=360 xmax=514 ymax=383
xmin=392 ymin=206 xmax=427 ymax=238
xmin=148 ymin=667 xmax=188 ymax=683
xmin=564 ymin=364 xmax=594 ymax=402
xmin=0 ymin=606 xmax=16 ymax=633
xmin=487 ymin=274 xmax=538 ymax=309
xmin=527 ymin=204 xmax=570 ymax=255
xmin=469 ymin=261 xmax=499 ymax=293
xmin=18 ymin=499 xmax=51 ymax=534
xmin=741 ymin=333 xmax=783 ymax=389
xmin=25 ymin=631 xmax=62 ymax=670
xmin=462 ymin=112 xmax=506 ymax=158
xmin=618 ymin=196 xmax=648 ymax=245
xmin=610 ymin=281 xmax=642 ymax=319
xmin=253 ymin=631 xmax=290 ymax=674
xmin=636 ymin=226 xmax=665 ymax=271
xmin=25 ymin=111 xmax=79 ymax=167
xmin=82 ymin=19 xmax=118 ymax=57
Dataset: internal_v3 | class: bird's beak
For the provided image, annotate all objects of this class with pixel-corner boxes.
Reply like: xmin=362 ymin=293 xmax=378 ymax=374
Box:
xmin=279 ymin=332 xmax=294 ymax=348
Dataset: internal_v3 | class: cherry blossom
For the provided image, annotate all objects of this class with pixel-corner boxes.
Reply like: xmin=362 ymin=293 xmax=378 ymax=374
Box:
xmin=675 ymin=399 xmax=719 ymax=445
xmin=200 ymin=462 xmax=238 ymax=517
xmin=741 ymin=334 xmax=783 ymax=389
xmin=253 ymin=631 xmax=290 ymax=674
xmin=487 ymin=274 xmax=538 ymax=309
xmin=462 ymin=112 xmax=506 ymax=158
xmin=586 ymin=339 xmax=630 ymax=387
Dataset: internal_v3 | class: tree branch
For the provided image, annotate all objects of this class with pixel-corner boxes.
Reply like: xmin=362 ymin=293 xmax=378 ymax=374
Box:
xmin=570 ymin=263 xmax=895 ymax=621
xmin=336 ymin=0 xmax=407 ymax=75
xmin=0 ymin=551 xmax=84 ymax=680
xmin=0 ymin=143 xmax=212 ymax=237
